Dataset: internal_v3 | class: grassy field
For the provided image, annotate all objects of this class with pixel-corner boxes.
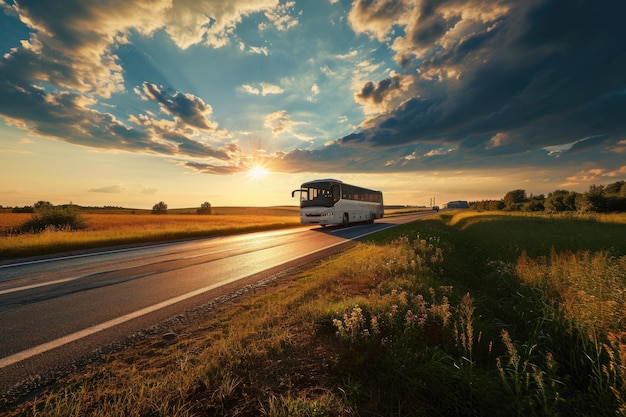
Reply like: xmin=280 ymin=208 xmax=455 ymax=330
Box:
xmin=0 ymin=207 xmax=301 ymax=259
xmin=0 ymin=207 xmax=428 ymax=260
xmin=2 ymin=211 xmax=626 ymax=416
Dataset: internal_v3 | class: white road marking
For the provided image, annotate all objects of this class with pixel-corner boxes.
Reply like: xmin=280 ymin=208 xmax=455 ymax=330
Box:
xmin=0 ymin=242 xmax=179 ymax=269
xmin=0 ymin=277 xmax=78 ymax=295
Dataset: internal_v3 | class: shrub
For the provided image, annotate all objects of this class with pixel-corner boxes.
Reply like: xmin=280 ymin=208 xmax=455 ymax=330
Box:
xmin=16 ymin=207 xmax=87 ymax=234
xmin=152 ymin=201 xmax=168 ymax=214
xmin=197 ymin=201 xmax=212 ymax=215
xmin=12 ymin=206 xmax=35 ymax=213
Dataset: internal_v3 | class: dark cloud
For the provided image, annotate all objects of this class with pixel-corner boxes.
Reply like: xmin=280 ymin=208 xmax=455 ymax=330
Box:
xmin=355 ymin=75 xmax=403 ymax=105
xmin=340 ymin=97 xmax=443 ymax=146
xmin=408 ymin=0 xmax=461 ymax=51
xmin=566 ymin=136 xmax=612 ymax=154
xmin=273 ymin=137 xmax=583 ymax=175
xmin=341 ymin=0 xmax=626 ymax=170
xmin=0 ymin=66 xmax=235 ymax=161
xmin=155 ymin=128 xmax=234 ymax=160
xmin=183 ymin=161 xmax=244 ymax=175
xmin=141 ymin=82 xmax=218 ymax=130
xmin=271 ymin=142 xmax=444 ymax=174
xmin=348 ymin=0 xmax=408 ymax=41
xmin=0 ymin=19 xmax=237 ymax=163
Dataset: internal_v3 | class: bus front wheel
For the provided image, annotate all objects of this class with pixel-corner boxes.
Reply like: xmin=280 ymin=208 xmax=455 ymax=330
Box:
xmin=342 ymin=213 xmax=349 ymax=227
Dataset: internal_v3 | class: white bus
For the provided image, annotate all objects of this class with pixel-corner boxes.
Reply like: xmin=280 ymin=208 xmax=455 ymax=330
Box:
xmin=292 ymin=179 xmax=384 ymax=226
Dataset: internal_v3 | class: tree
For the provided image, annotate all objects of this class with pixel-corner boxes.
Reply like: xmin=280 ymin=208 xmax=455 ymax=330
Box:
xmin=577 ymin=185 xmax=606 ymax=213
xmin=12 ymin=206 xmax=34 ymax=213
xmin=152 ymin=201 xmax=168 ymax=214
xmin=197 ymin=201 xmax=212 ymax=215
xmin=545 ymin=190 xmax=578 ymax=213
xmin=34 ymin=200 xmax=53 ymax=211
xmin=604 ymin=180 xmax=625 ymax=195
xmin=522 ymin=195 xmax=545 ymax=212
xmin=503 ymin=189 xmax=527 ymax=210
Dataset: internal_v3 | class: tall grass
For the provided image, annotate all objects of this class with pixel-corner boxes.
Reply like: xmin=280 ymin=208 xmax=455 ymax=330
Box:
xmin=515 ymin=249 xmax=626 ymax=413
xmin=361 ymin=211 xmax=626 ymax=415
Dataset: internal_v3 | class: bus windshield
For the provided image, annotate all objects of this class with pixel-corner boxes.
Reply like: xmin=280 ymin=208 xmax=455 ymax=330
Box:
xmin=298 ymin=181 xmax=341 ymax=208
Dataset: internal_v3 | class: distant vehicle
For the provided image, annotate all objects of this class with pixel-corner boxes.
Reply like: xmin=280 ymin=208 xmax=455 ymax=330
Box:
xmin=444 ymin=200 xmax=469 ymax=209
xmin=292 ymin=179 xmax=383 ymax=226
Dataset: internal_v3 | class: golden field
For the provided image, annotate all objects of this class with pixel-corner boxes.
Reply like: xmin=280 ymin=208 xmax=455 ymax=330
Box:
xmin=0 ymin=207 xmax=301 ymax=259
xmin=0 ymin=206 xmax=426 ymax=259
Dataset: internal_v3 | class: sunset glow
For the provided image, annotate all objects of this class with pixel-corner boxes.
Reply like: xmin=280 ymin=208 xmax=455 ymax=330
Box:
xmin=0 ymin=1 xmax=624 ymax=208
xmin=248 ymin=166 xmax=269 ymax=180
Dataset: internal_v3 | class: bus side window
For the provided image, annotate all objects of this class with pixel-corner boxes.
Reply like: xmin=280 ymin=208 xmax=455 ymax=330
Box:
xmin=331 ymin=185 xmax=340 ymax=202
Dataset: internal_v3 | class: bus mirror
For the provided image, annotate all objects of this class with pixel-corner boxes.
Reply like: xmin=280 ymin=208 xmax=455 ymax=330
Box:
xmin=291 ymin=190 xmax=300 ymax=198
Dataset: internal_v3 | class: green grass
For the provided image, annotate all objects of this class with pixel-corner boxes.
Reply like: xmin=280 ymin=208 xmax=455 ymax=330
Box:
xmin=3 ymin=211 xmax=626 ymax=416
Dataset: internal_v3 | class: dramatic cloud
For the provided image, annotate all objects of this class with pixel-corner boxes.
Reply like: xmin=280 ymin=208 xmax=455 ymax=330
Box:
xmin=0 ymin=0 xmax=295 ymax=172
xmin=0 ymin=72 xmax=235 ymax=161
xmin=0 ymin=0 xmax=624 ymax=186
xmin=348 ymin=0 xmax=409 ymax=43
xmin=338 ymin=0 xmax=626 ymax=174
xmin=139 ymin=82 xmax=218 ymax=131
xmin=2 ymin=0 xmax=169 ymax=97
xmin=355 ymin=73 xmax=414 ymax=113
xmin=161 ymin=0 xmax=284 ymax=49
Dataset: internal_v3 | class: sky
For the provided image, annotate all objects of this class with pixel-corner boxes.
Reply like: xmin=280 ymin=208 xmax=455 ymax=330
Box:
xmin=1 ymin=0 xmax=625 ymax=209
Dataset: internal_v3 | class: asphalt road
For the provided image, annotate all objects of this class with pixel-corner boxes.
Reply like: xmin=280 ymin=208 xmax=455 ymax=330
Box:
xmin=0 ymin=212 xmax=436 ymax=395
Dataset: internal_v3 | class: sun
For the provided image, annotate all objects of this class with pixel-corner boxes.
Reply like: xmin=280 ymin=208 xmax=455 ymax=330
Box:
xmin=247 ymin=165 xmax=269 ymax=180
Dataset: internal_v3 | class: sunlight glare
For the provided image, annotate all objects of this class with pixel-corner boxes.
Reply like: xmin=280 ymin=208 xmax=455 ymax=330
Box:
xmin=248 ymin=166 xmax=269 ymax=180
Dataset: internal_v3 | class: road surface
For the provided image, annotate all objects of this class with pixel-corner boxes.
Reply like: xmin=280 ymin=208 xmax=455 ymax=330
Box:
xmin=0 ymin=212 xmax=436 ymax=394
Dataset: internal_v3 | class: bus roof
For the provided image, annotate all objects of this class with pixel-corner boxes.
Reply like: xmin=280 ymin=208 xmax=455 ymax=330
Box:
xmin=301 ymin=178 xmax=342 ymax=185
xmin=300 ymin=179 xmax=381 ymax=193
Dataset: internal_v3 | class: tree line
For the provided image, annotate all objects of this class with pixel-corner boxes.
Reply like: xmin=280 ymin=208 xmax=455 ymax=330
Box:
xmin=2 ymin=201 xmax=213 ymax=235
xmin=470 ymin=180 xmax=626 ymax=213
xmin=151 ymin=201 xmax=212 ymax=214
xmin=5 ymin=201 xmax=213 ymax=215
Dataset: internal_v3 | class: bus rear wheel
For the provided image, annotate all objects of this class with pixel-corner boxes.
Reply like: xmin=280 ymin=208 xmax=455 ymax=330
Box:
xmin=342 ymin=213 xmax=349 ymax=227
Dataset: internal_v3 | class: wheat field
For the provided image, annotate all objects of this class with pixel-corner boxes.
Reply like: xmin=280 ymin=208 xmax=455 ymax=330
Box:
xmin=0 ymin=207 xmax=301 ymax=259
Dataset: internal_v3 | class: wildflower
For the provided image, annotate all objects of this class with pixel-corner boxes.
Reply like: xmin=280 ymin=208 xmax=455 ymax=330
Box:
xmin=405 ymin=309 xmax=415 ymax=323
xmin=388 ymin=304 xmax=399 ymax=320
xmin=370 ymin=315 xmax=380 ymax=335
